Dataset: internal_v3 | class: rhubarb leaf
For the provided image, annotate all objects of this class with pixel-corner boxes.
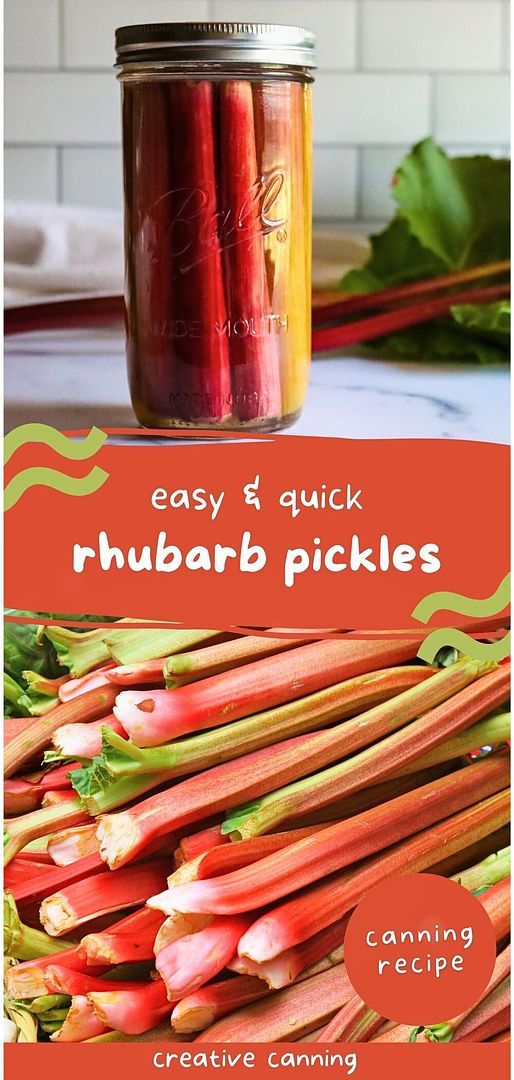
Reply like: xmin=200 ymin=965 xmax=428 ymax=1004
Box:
xmin=451 ymin=300 xmax=510 ymax=343
xmin=4 ymin=617 xmax=62 ymax=683
xmin=340 ymin=139 xmax=510 ymax=362
xmin=392 ymin=141 xmax=510 ymax=268
xmin=342 ymin=216 xmax=445 ymax=293
xmin=367 ymin=319 xmax=509 ymax=364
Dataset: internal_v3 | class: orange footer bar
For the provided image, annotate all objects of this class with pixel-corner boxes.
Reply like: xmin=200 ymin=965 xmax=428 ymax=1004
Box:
xmin=4 ymin=1043 xmax=509 ymax=1080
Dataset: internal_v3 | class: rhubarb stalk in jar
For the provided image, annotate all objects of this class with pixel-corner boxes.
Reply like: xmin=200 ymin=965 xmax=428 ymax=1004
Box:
xmin=116 ymin=22 xmax=315 ymax=430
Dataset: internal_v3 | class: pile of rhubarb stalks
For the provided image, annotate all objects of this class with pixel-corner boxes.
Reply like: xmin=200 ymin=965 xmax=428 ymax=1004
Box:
xmin=3 ymin=622 xmax=511 ymax=1044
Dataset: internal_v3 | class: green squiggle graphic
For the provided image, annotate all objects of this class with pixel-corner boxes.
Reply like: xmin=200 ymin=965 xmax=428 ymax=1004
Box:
xmin=5 ymin=466 xmax=109 ymax=511
xmin=412 ymin=573 xmax=510 ymax=623
xmin=413 ymin=573 xmax=510 ymax=663
xmin=4 ymin=423 xmax=106 ymax=465
xmin=417 ymin=628 xmax=510 ymax=665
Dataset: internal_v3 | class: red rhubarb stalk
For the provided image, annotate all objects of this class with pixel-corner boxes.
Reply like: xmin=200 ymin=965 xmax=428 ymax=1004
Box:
xmin=27 ymin=763 xmax=81 ymax=790
xmin=312 ymin=283 xmax=510 ymax=354
xmin=4 ymin=779 xmax=48 ymax=816
xmin=175 ymin=824 xmax=227 ymax=865
xmin=312 ymin=260 xmax=510 ymax=326
xmin=5 ymin=764 xmax=79 ymax=814
xmin=9 ymin=851 xmax=104 ymax=905
xmin=102 ymin=664 xmax=436 ymax=782
xmin=5 ymin=946 xmax=106 ymax=1000
xmin=162 ymin=824 xmax=331 ymax=891
xmin=88 ymin=978 xmax=173 ymax=1035
xmin=316 ymin=995 xmax=383 ymax=1042
xmin=424 ymin=945 xmax=511 ymax=1042
xmin=107 ymin=659 xmax=165 ymax=687
xmin=289 ymin=761 xmax=455 ymax=828
xmin=44 ymin=965 xmax=143 ymax=997
xmin=167 ymin=80 xmax=231 ymax=423
xmin=164 ymin=630 xmax=313 ymax=687
xmin=59 ymin=664 xmax=116 ymax=703
xmin=47 ymin=823 xmax=99 ymax=865
xmin=219 ymin=80 xmax=281 ymax=424
xmin=155 ymin=915 xmax=252 ymax=999
xmin=52 ymin=714 xmax=127 ymax=759
xmin=228 ymin=917 xmax=348 ymax=989
xmin=96 ymin=659 xmax=492 ymax=868
xmin=237 ymin=789 xmax=510 ymax=962
xmin=4 ymin=797 xmax=90 ymax=866
xmin=195 ymin=964 xmax=354 ymax=1043
xmin=371 ymin=1024 xmax=423 ymax=1043
xmin=123 ymin=81 xmax=177 ymax=421
xmin=80 ymin=906 xmax=164 ymax=965
xmin=153 ymin=912 xmax=213 ymax=955
xmin=4 ymin=684 xmax=117 ymax=777
xmin=42 ymin=790 xmax=75 ymax=807
xmin=4 ymin=858 xmax=58 ymax=890
xmin=113 ymin=637 xmax=423 ymax=745
xmin=477 ymin=876 xmax=511 ymax=941
xmin=454 ymin=981 xmax=510 ymax=1043
xmin=40 ymin=859 xmax=169 ymax=936
xmin=226 ymin=664 xmax=509 ymax=838
xmin=165 ymin=755 xmax=509 ymax=914
xmin=171 ymin=975 xmax=270 ymax=1034
xmin=50 ymin=995 xmax=109 ymax=1042
xmin=428 ymin=826 xmax=510 ymax=879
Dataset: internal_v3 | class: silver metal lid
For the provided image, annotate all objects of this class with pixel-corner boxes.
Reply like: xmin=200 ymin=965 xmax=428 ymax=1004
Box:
xmin=115 ymin=22 xmax=316 ymax=68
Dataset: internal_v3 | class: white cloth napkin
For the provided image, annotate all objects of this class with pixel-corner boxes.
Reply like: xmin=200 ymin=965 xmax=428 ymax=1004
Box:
xmin=4 ymin=202 xmax=124 ymax=306
xmin=4 ymin=201 xmax=369 ymax=306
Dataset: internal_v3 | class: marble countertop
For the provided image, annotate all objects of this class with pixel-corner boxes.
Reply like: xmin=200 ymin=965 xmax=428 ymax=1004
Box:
xmin=5 ymin=327 xmax=509 ymax=443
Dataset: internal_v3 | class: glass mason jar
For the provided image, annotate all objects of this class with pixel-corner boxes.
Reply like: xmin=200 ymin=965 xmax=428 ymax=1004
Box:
xmin=115 ymin=23 xmax=315 ymax=431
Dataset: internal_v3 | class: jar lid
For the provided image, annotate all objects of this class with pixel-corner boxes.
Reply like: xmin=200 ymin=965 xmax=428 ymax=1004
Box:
xmin=115 ymin=21 xmax=316 ymax=68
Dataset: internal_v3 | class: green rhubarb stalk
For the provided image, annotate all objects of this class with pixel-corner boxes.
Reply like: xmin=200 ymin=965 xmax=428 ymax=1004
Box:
xmin=451 ymin=846 xmax=510 ymax=893
xmin=21 ymin=671 xmax=66 ymax=715
xmin=4 ymin=673 xmax=31 ymax=716
xmin=289 ymin=713 xmax=510 ymax=829
xmin=4 ymin=798 xmax=88 ymax=865
xmin=224 ymin=663 xmax=508 ymax=838
xmin=72 ymin=767 xmax=167 ymax=816
xmin=96 ymin=665 xmax=437 ymax=782
xmin=4 ymin=892 xmax=75 ymax=960
xmin=23 ymin=995 xmax=70 ymax=1015
xmin=4 ymin=684 xmax=117 ymax=778
xmin=396 ymin=711 xmax=511 ymax=776
xmin=103 ymin=628 xmax=221 ymax=667
xmin=164 ymin=631 xmax=315 ymax=688
xmin=42 ymin=625 xmax=115 ymax=676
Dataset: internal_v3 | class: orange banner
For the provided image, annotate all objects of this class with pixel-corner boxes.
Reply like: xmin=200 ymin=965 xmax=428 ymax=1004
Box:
xmin=4 ymin=1043 xmax=509 ymax=1079
xmin=4 ymin=433 xmax=508 ymax=628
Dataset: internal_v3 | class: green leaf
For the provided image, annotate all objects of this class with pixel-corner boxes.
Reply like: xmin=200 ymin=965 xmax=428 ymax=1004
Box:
xmin=365 ymin=317 xmax=509 ymax=364
xmin=392 ymin=140 xmax=510 ymax=268
xmin=70 ymin=755 xmax=114 ymax=800
xmin=4 ymin=618 xmax=62 ymax=683
xmin=451 ymin=300 xmax=510 ymax=344
xmin=338 ymin=139 xmax=510 ymax=363
xmin=342 ymin=215 xmax=445 ymax=293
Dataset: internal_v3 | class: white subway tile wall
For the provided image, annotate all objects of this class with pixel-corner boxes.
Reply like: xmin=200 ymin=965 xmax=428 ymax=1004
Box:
xmin=5 ymin=0 xmax=510 ymax=221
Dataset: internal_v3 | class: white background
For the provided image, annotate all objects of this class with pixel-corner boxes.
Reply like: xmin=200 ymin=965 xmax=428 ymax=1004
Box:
xmin=4 ymin=0 xmax=510 ymax=223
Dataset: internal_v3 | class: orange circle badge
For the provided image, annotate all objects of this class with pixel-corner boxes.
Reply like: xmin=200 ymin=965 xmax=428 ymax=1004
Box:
xmin=344 ymin=873 xmax=497 ymax=1026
